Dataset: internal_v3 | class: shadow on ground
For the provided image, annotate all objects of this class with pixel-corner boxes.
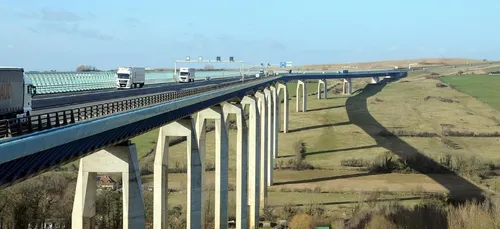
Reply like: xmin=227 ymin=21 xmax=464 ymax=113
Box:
xmin=345 ymin=77 xmax=486 ymax=202
xmin=279 ymin=144 xmax=379 ymax=158
xmin=288 ymin=121 xmax=350 ymax=133
xmin=308 ymin=105 xmax=345 ymax=112
xmin=270 ymin=196 xmax=422 ymax=207
xmin=274 ymin=172 xmax=377 ymax=185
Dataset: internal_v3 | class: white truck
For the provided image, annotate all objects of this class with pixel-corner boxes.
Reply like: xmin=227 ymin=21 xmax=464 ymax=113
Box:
xmin=0 ymin=67 xmax=36 ymax=120
xmin=116 ymin=67 xmax=145 ymax=89
xmin=178 ymin=68 xmax=195 ymax=83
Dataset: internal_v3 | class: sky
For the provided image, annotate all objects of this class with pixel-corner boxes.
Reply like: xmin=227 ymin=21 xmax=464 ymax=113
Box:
xmin=0 ymin=0 xmax=499 ymax=71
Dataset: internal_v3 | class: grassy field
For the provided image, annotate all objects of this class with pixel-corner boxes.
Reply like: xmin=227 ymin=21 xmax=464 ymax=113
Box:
xmin=441 ymin=74 xmax=500 ymax=110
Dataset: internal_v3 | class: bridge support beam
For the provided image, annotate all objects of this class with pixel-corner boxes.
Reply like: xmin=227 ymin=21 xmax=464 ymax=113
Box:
xmin=222 ymin=102 xmax=248 ymax=229
xmin=153 ymin=117 xmax=203 ymax=229
xmin=241 ymin=96 xmax=261 ymax=229
xmin=264 ymin=88 xmax=274 ymax=186
xmin=370 ymin=77 xmax=380 ymax=84
xmin=270 ymin=86 xmax=279 ymax=160
xmin=317 ymin=79 xmax=327 ymax=99
xmin=255 ymin=91 xmax=268 ymax=210
xmin=342 ymin=78 xmax=352 ymax=95
xmin=296 ymin=80 xmax=307 ymax=112
xmin=72 ymin=141 xmax=145 ymax=229
xmin=196 ymin=105 xmax=229 ymax=229
xmin=277 ymin=83 xmax=289 ymax=133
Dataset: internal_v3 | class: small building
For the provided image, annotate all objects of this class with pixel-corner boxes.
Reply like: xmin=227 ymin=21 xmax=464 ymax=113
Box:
xmin=96 ymin=175 xmax=119 ymax=190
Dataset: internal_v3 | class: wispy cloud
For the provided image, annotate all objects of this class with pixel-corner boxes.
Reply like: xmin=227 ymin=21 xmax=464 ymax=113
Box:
xmin=124 ymin=17 xmax=142 ymax=27
xmin=34 ymin=22 xmax=114 ymax=41
xmin=19 ymin=9 xmax=82 ymax=22
xmin=20 ymin=8 xmax=115 ymax=41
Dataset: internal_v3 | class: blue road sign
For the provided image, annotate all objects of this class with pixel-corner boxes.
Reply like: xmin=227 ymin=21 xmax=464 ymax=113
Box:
xmin=280 ymin=62 xmax=286 ymax=68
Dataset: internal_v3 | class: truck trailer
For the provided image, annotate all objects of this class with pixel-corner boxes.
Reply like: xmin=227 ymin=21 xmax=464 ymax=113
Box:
xmin=0 ymin=67 xmax=36 ymax=120
xmin=178 ymin=68 xmax=195 ymax=83
xmin=116 ymin=67 xmax=145 ymax=89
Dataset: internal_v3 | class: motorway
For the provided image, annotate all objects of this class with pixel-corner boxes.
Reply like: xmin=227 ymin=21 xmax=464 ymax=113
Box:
xmin=32 ymin=75 xmax=247 ymax=112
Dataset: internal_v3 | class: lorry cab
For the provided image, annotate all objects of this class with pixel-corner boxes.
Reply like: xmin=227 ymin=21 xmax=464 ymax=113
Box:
xmin=116 ymin=67 xmax=145 ymax=89
xmin=22 ymin=76 xmax=36 ymax=119
xmin=258 ymin=69 xmax=265 ymax=77
xmin=178 ymin=68 xmax=195 ymax=83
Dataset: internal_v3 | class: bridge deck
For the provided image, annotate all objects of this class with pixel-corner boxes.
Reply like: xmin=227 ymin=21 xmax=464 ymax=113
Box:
xmin=0 ymin=71 xmax=407 ymax=188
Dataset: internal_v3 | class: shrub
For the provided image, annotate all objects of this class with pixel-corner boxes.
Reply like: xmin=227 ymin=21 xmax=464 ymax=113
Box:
xmin=262 ymin=205 xmax=276 ymax=222
xmin=342 ymin=158 xmax=370 ymax=167
xmin=436 ymin=82 xmax=448 ymax=88
xmin=365 ymin=215 xmax=397 ymax=229
xmin=289 ymin=213 xmax=314 ymax=229
xmin=305 ymin=204 xmax=325 ymax=217
xmin=294 ymin=140 xmax=307 ymax=160
xmin=441 ymin=138 xmax=462 ymax=150
xmin=276 ymin=204 xmax=298 ymax=220
xmin=423 ymin=96 xmax=459 ymax=103
xmin=377 ymin=129 xmax=439 ymax=137
xmin=442 ymin=130 xmax=500 ymax=137
xmin=283 ymin=158 xmax=315 ymax=171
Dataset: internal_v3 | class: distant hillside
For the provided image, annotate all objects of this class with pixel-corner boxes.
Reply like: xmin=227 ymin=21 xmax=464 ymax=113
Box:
xmin=284 ymin=58 xmax=487 ymax=71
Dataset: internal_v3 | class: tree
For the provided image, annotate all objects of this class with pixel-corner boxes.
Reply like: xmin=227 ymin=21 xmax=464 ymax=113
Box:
xmin=76 ymin=65 xmax=98 ymax=72
xmin=203 ymin=64 xmax=215 ymax=71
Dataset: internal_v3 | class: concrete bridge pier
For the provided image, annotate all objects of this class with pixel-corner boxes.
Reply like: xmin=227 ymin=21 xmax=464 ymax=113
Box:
xmin=196 ymin=105 xmax=229 ymax=229
xmin=153 ymin=117 xmax=203 ymax=229
xmin=222 ymin=102 xmax=248 ymax=229
xmin=270 ymin=86 xmax=279 ymax=160
xmin=264 ymin=88 xmax=274 ymax=186
xmin=277 ymin=83 xmax=289 ymax=133
xmin=370 ymin=76 xmax=380 ymax=84
xmin=72 ymin=140 xmax=145 ymax=229
xmin=241 ymin=96 xmax=261 ymax=229
xmin=342 ymin=78 xmax=352 ymax=95
xmin=296 ymin=80 xmax=307 ymax=112
xmin=255 ymin=91 xmax=268 ymax=210
xmin=317 ymin=79 xmax=327 ymax=99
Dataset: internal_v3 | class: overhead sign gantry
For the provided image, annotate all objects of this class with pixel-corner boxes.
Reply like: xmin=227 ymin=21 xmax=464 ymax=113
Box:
xmin=174 ymin=56 xmax=245 ymax=81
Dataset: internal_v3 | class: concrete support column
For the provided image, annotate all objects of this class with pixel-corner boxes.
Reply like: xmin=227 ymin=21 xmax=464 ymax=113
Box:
xmin=222 ymin=102 xmax=248 ymax=229
xmin=264 ymin=88 xmax=274 ymax=186
xmin=296 ymin=80 xmax=307 ymax=112
xmin=72 ymin=141 xmax=145 ymax=229
xmin=343 ymin=78 xmax=352 ymax=95
xmin=370 ymin=76 xmax=380 ymax=84
xmin=197 ymin=106 xmax=229 ymax=229
xmin=153 ymin=126 xmax=169 ymax=229
xmin=152 ymin=117 xmax=203 ymax=229
xmin=255 ymin=91 xmax=268 ymax=210
xmin=277 ymin=83 xmax=289 ymax=133
xmin=241 ymin=96 xmax=260 ymax=229
xmin=270 ymin=86 xmax=279 ymax=160
xmin=317 ymin=79 xmax=327 ymax=99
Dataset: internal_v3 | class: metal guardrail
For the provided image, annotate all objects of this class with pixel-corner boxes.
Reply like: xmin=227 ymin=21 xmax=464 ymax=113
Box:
xmin=0 ymin=77 xmax=261 ymax=139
